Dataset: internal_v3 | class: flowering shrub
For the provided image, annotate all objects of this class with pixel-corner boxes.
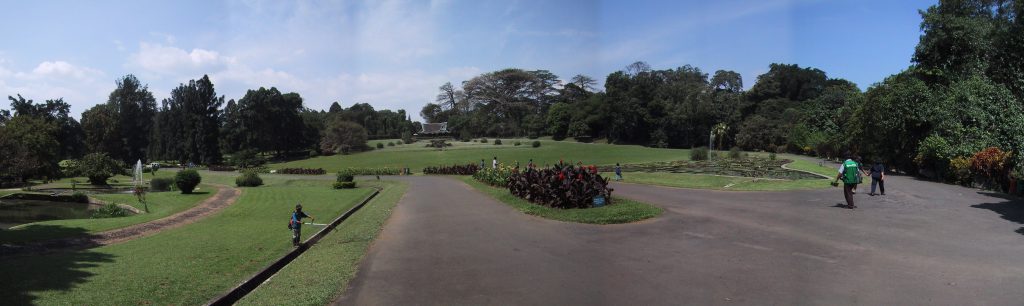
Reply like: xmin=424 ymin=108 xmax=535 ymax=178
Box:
xmin=507 ymin=164 xmax=612 ymax=209
xmin=970 ymin=147 xmax=1011 ymax=178
xmin=239 ymin=166 xmax=270 ymax=174
xmin=278 ymin=168 xmax=327 ymax=175
xmin=423 ymin=164 xmax=480 ymax=175
xmin=472 ymin=164 xmax=516 ymax=187
xmin=948 ymin=156 xmax=973 ymax=186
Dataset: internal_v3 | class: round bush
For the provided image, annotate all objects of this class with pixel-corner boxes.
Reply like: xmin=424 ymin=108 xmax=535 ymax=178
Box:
xmin=150 ymin=177 xmax=175 ymax=191
xmin=691 ymin=146 xmax=709 ymax=161
xmin=333 ymin=181 xmax=357 ymax=189
xmin=337 ymin=172 xmax=354 ymax=182
xmin=397 ymin=140 xmax=404 ymax=145
xmin=729 ymin=146 xmax=742 ymax=159
xmin=70 ymin=192 xmax=89 ymax=203
xmin=235 ymin=171 xmax=263 ymax=187
xmin=376 ymin=142 xmax=384 ymax=149
xmin=387 ymin=142 xmax=395 ymax=146
xmin=175 ymin=169 xmax=202 ymax=194
xmin=480 ymin=138 xmax=488 ymax=143
xmin=494 ymin=139 xmax=502 ymax=145
xmin=531 ymin=140 xmax=541 ymax=148
xmin=514 ymin=141 xmax=522 ymax=146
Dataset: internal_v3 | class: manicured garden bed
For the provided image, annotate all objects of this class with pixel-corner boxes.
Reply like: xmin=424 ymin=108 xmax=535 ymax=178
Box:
xmin=461 ymin=177 xmax=661 ymax=224
xmin=597 ymin=157 xmax=822 ymax=180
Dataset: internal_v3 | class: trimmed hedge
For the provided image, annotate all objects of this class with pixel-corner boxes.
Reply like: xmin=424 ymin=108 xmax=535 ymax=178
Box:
xmin=278 ymin=168 xmax=327 ymax=175
xmin=208 ymin=165 xmax=238 ymax=172
xmin=235 ymin=171 xmax=264 ymax=187
xmin=338 ymin=167 xmax=400 ymax=176
xmin=423 ymin=164 xmax=480 ymax=175
xmin=494 ymin=139 xmax=502 ymax=145
xmin=333 ymin=181 xmax=357 ymax=189
xmin=175 ymin=169 xmax=202 ymax=194
xmin=531 ymin=140 xmax=541 ymax=148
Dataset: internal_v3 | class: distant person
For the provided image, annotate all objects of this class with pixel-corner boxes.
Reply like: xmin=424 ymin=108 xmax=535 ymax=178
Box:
xmin=480 ymin=159 xmax=485 ymax=169
xmin=834 ymin=152 xmax=860 ymax=209
xmin=614 ymin=163 xmax=623 ymax=181
xmin=289 ymin=204 xmax=315 ymax=247
xmin=869 ymin=160 xmax=886 ymax=196
xmin=528 ymin=159 xmax=535 ymax=169
xmin=492 ymin=157 xmax=498 ymax=169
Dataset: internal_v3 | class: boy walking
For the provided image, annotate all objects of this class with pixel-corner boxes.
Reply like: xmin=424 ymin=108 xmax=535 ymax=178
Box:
xmin=290 ymin=204 xmax=315 ymax=247
xmin=614 ymin=163 xmax=623 ymax=181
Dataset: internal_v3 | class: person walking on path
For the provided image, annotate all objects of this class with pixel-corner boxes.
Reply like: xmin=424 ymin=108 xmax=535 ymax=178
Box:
xmin=289 ymin=204 xmax=315 ymax=247
xmin=614 ymin=163 xmax=623 ymax=181
xmin=492 ymin=157 xmax=498 ymax=169
xmin=869 ymin=160 xmax=886 ymax=196
xmin=851 ymin=155 xmax=869 ymax=194
xmin=834 ymin=153 xmax=861 ymax=209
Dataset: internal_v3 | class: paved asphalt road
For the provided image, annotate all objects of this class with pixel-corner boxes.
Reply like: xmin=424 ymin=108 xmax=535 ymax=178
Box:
xmin=335 ymin=174 xmax=1024 ymax=305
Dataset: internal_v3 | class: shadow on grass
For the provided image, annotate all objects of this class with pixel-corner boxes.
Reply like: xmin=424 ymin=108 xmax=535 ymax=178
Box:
xmin=971 ymin=192 xmax=1024 ymax=236
xmin=0 ymin=224 xmax=115 ymax=305
xmin=0 ymin=247 xmax=114 ymax=305
xmin=0 ymin=224 xmax=94 ymax=245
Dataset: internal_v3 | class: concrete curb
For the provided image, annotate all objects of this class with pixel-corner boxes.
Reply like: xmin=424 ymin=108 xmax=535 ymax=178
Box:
xmin=205 ymin=187 xmax=382 ymax=306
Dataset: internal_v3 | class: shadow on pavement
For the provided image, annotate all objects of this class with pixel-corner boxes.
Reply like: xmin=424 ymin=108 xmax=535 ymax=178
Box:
xmin=0 ymin=240 xmax=115 ymax=305
xmin=971 ymin=192 xmax=1024 ymax=236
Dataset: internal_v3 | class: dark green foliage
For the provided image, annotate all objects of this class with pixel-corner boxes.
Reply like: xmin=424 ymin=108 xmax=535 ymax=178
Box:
xmin=208 ymin=165 xmax=237 ymax=172
xmin=70 ymin=192 xmax=89 ymax=203
xmin=532 ymin=140 xmax=541 ymax=148
xmin=149 ymin=75 xmax=222 ymax=165
xmin=333 ymin=181 xmax=357 ymax=189
xmin=220 ymin=87 xmax=309 ymax=156
xmin=729 ymin=147 xmax=742 ymax=159
xmin=319 ymin=118 xmax=369 ymax=155
xmin=338 ymin=167 xmax=400 ymax=176
xmin=493 ymin=139 xmax=502 ymax=145
xmin=78 ymin=153 xmax=125 ymax=185
xmin=387 ymin=142 xmax=395 ymax=146
xmin=336 ymin=172 xmax=354 ymax=182
xmin=278 ymin=168 xmax=326 ymax=175
xmin=92 ymin=203 xmax=130 ymax=218
xmin=514 ymin=141 xmax=522 ymax=146
xmin=227 ymin=150 xmax=266 ymax=168
xmin=423 ymin=164 xmax=480 ymax=175
xmin=397 ymin=140 xmax=404 ymax=145
xmin=401 ymin=131 xmax=414 ymax=144
xmin=376 ymin=142 xmax=384 ymax=149
xmin=0 ymin=115 xmax=60 ymax=182
xmin=691 ymin=147 xmax=709 ymax=161
xmin=175 ymin=169 xmax=202 ymax=194
xmin=480 ymin=138 xmax=488 ymax=143
xmin=769 ymin=152 xmax=777 ymax=161
xmin=235 ymin=171 xmax=263 ymax=187
xmin=507 ymin=164 xmax=612 ymax=209
xmin=150 ymin=177 xmax=174 ymax=192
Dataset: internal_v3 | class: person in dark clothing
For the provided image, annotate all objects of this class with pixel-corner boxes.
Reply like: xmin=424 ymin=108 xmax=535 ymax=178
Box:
xmin=614 ymin=163 xmax=623 ymax=181
xmin=290 ymin=204 xmax=315 ymax=247
xmin=869 ymin=161 xmax=886 ymax=196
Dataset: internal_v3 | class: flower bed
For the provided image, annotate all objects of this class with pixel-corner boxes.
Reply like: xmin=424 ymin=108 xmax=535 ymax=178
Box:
xmin=472 ymin=165 xmax=516 ymax=187
xmin=338 ymin=167 xmax=400 ymax=176
xmin=277 ymin=168 xmax=327 ymax=175
xmin=208 ymin=165 xmax=238 ymax=172
xmin=423 ymin=164 xmax=480 ymax=175
xmin=596 ymin=157 xmax=820 ymax=180
xmin=508 ymin=164 xmax=612 ymax=209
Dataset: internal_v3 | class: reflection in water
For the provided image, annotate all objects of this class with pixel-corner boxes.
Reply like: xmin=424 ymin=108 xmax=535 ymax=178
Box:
xmin=0 ymin=199 xmax=95 ymax=229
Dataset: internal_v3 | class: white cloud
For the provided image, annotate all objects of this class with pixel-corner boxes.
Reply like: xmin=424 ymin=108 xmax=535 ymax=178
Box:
xmin=128 ymin=42 xmax=236 ymax=76
xmin=0 ymin=59 xmax=108 ymax=118
xmin=27 ymin=61 xmax=104 ymax=80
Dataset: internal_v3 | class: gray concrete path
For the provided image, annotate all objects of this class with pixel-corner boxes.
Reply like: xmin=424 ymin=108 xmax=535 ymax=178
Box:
xmin=336 ymin=175 xmax=1024 ymax=305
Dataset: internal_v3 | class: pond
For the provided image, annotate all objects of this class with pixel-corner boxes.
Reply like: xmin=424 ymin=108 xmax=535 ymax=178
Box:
xmin=0 ymin=196 xmax=97 ymax=229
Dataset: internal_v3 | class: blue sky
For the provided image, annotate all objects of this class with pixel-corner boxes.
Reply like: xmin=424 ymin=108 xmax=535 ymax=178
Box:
xmin=0 ymin=0 xmax=934 ymax=121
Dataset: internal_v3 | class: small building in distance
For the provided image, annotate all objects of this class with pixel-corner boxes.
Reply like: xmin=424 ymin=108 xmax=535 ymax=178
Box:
xmin=416 ymin=122 xmax=449 ymax=138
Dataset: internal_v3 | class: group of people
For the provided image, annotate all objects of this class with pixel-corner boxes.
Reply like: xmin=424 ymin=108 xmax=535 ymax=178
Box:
xmin=835 ymin=152 xmax=887 ymax=209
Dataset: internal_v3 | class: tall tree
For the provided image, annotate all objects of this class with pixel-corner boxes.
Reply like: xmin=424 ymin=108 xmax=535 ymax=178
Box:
xmin=81 ymin=104 xmax=122 ymax=157
xmin=106 ymin=75 xmax=156 ymax=162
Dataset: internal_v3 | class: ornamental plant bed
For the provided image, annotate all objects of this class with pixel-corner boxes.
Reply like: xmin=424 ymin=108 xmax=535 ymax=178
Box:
xmin=597 ymin=157 xmax=821 ymax=180
xmin=277 ymin=168 xmax=328 ymax=175
xmin=338 ymin=167 xmax=400 ymax=176
xmin=208 ymin=165 xmax=238 ymax=172
xmin=472 ymin=165 xmax=516 ymax=187
xmin=507 ymin=164 xmax=613 ymax=209
xmin=423 ymin=164 xmax=480 ymax=175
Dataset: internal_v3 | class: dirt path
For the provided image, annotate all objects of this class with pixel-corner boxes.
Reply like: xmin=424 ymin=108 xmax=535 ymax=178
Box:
xmin=0 ymin=184 xmax=241 ymax=257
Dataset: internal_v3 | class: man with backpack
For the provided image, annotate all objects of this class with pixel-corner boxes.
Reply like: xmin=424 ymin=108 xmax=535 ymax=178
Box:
xmin=834 ymin=152 xmax=862 ymax=209
xmin=289 ymin=204 xmax=315 ymax=247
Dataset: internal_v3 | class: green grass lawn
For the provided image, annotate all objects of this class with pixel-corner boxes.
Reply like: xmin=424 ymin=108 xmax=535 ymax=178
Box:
xmin=0 ymin=178 xmax=375 ymax=305
xmin=619 ymin=159 xmax=836 ymax=191
xmin=460 ymin=176 xmax=662 ymax=224
xmin=275 ymin=139 xmax=688 ymax=173
xmin=0 ymin=186 xmax=215 ymax=244
xmin=238 ymin=180 xmax=408 ymax=305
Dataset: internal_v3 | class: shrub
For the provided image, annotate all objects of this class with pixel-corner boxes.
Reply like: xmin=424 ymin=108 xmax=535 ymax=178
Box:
xmin=423 ymin=164 xmax=480 ymax=175
xmin=769 ymin=152 xmax=777 ymax=161
xmin=337 ymin=172 xmax=354 ymax=182
xmin=59 ymin=159 xmax=80 ymax=177
xmin=229 ymin=149 xmax=267 ymax=168
xmin=472 ymin=139 xmax=477 ymax=142
xmin=239 ymin=166 xmax=270 ymax=174
xmin=278 ymin=168 xmax=327 ymax=175
xmin=729 ymin=147 xmax=742 ymax=159
xmin=338 ymin=167 xmax=400 ymax=176
xmin=397 ymin=140 xmax=404 ymax=145
xmin=376 ymin=142 xmax=385 ymax=149
xmin=514 ymin=141 xmax=522 ymax=146
xmin=472 ymin=164 xmax=516 ymax=187
xmin=78 ymin=153 xmax=125 ymax=185
xmin=507 ymin=164 xmax=612 ymax=209
xmin=150 ymin=177 xmax=175 ymax=191
xmin=175 ymin=169 xmax=202 ymax=194
xmin=208 ymin=165 xmax=237 ymax=172
xmin=235 ymin=171 xmax=264 ymax=187
xmin=531 ymin=140 xmax=541 ymax=148
xmin=691 ymin=146 xmax=709 ymax=161
xmin=70 ymin=192 xmax=89 ymax=203
xmin=970 ymin=147 xmax=1012 ymax=189
xmin=92 ymin=203 xmax=130 ymax=218
xmin=333 ymin=181 xmax=357 ymax=189
xmin=948 ymin=156 xmax=973 ymax=186
xmin=494 ymin=139 xmax=502 ymax=145
xmin=387 ymin=142 xmax=395 ymax=147
xmin=481 ymin=138 xmax=489 ymax=143
xmin=320 ymin=118 xmax=369 ymax=155
xmin=401 ymin=131 xmax=414 ymax=144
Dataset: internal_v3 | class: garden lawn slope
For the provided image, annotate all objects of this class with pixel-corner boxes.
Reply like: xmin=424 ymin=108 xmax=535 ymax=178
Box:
xmin=273 ymin=140 xmax=687 ymax=172
xmin=238 ymin=180 xmax=407 ymax=305
xmin=0 ymin=179 xmax=373 ymax=305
